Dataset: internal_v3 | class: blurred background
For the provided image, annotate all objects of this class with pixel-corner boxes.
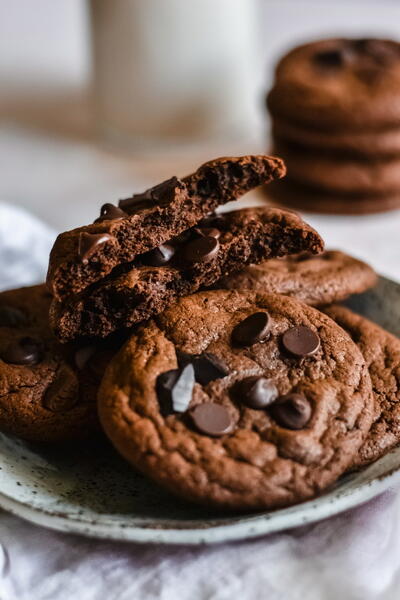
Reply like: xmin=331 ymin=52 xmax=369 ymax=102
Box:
xmin=0 ymin=0 xmax=400 ymax=277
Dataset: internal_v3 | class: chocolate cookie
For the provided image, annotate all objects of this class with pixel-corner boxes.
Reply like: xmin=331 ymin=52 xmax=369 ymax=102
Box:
xmin=0 ymin=284 xmax=120 ymax=443
xmin=98 ymin=290 xmax=374 ymax=511
xmin=218 ymin=251 xmax=377 ymax=306
xmin=324 ymin=305 xmax=400 ymax=468
xmin=266 ymin=178 xmax=400 ymax=215
xmin=47 ymin=155 xmax=285 ymax=301
xmin=50 ymin=207 xmax=324 ymax=342
xmin=272 ymin=118 xmax=400 ymax=159
xmin=267 ymin=38 xmax=400 ymax=130
xmin=275 ymin=141 xmax=400 ymax=194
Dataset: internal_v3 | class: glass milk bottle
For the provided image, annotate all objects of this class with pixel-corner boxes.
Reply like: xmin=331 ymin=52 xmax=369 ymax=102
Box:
xmin=90 ymin=0 xmax=261 ymax=149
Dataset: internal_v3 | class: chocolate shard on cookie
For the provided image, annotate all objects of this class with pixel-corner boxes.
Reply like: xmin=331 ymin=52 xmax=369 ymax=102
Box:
xmin=0 ymin=284 xmax=122 ymax=443
xmin=218 ymin=250 xmax=377 ymax=306
xmin=46 ymin=155 xmax=285 ymax=301
xmin=98 ymin=290 xmax=374 ymax=511
xmin=50 ymin=206 xmax=324 ymax=342
xmin=324 ymin=305 xmax=400 ymax=469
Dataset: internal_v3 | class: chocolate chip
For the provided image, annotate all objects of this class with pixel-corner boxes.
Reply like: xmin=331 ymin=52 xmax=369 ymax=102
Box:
xmin=198 ymin=213 xmax=226 ymax=229
xmin=141 ymin=244 xmax=175 ymax=266
xmin=194 ymin=227 xmax=221 ymax=240
xmin=1 ymin=337 xmax=43 ymax=365
xmin=151 ymin=176 xmax=181 ymax=206
xmin=232 ymin=312 xmax=270 ymax=346
xmin=190 ymin=403 xmax=234 ymax=437
xmin=182 ymin=236 xmax=220 ymax=264
xmin=78 ymin=232 xmax=113 ymax=264
xmin=94 ymin=203 xmax=127 ymax=223
xmin=43 ymin=366 xmax=79 ymax=412
xmin=351 ymin=38 xmax=373 ymax=52
xmin=269 ymin=393 xmax=311 ymax=430
xmin=156 ymin=363 xmax=195 ymax=415
xmin=74 ymin=346 xmax=97 ymax=370
xmin=314 ymin=48 xmax=344 ymax=68
xmin=119 ymin=176 xmax=180 ymax=212
xmin=0 ymin=306 xmax=26 ymax=327
xmin=282 ymin=326 xmax=320 ymax=358
xmin=177 ymin=351 xmax=229 ymax=386
xmin=171 ymin=230 xmax=193 ymax=246
xmin=236 ymin=376 xmax=278 ymax=409
xmin=118 ymin=190 xmax=155 ymax=212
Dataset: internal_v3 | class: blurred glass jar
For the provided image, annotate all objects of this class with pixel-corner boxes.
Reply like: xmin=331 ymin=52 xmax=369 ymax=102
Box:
xmin=89 ymin=0 xmax=261 ymax=149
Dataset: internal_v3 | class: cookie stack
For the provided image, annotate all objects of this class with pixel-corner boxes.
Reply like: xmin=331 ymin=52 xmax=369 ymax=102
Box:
xmin=266 ymin=38 xmax=400 ymax=214
xmin=0 ymin=154 xmax=399 ymax=513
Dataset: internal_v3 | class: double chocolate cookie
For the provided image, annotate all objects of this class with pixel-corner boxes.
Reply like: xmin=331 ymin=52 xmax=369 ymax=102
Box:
xmin=218 ymin=250 xmax=377 ymax=306
xmin=47 ymin=155 xmax=285 ymax=301
xmin=266 ymin=179 xmax=400 ymax=215
xmin=98 ymin=290 xmax=374 ymax=511
xmin=268 ymin=38 xmax=400 ymax=130
xmin=50 ymin=207 xmax=324 ymax=342
xmin=325 ymin=305 xmax=400 ymax=469
xmin=266 ymin=38 xmax=400 ymax=214
xmin=0 ymin=285 xmax=120 ymax=443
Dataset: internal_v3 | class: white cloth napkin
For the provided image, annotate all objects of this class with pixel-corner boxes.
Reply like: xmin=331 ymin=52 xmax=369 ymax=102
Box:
xmin=0 ymin=202 xmax=399 ymax=600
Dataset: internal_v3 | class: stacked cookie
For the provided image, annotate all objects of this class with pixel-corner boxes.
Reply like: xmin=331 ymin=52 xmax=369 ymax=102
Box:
xmin=0 ymin=153 xmax=399 ymax=513
xmin=266 ymin=38 xmax=400 ymax=214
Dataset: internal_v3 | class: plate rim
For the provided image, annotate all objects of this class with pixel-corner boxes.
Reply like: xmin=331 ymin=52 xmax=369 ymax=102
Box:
xmin=0 ymin=456 xmax=400 ymax=545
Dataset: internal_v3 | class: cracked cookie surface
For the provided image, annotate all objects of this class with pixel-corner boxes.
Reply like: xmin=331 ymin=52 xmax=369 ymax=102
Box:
xmin=98 ymin=290 xmax=374 ymax=511
xmin=0 ymin=285 xmax=121 ymax=442
xmin=324 ymin=305 xmax=400 ymax=468
xmin=218 ymin=250 xmax=377 ymax=306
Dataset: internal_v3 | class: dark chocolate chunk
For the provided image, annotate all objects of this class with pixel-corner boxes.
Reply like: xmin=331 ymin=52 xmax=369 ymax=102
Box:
xmin=119 ymin=176 xmax=180 ymax=212
xmin=94 ymin=203 xmax=127 ymax=223
xmin=190 ymin=403 xmax=234 ymax=437
xmin=314 ymin=48 xmax=344 ymax=68
xmin=269 ymin=393 xmax=312 ymax=429
xmin=182 ymin=236 xmax=220 ymax=264
xmin=236 ymin=376 xmax=278 ymax=409
xmin=0 ymin=306 xmax=26 ymax=327
xmin=282 ymin=326 xmax=320 ymax=357
xmin=177 ymin=351 xmax=229 ymax=386
xmin=156 ymin=369 xmax=179 ymax=415
xmin=141 ymin=244 xmax=175 ymax=266
xmin=118 ymin=191 xmax=155 ymax=212
xmin=1 ymin=336 xmax=43 ymax=365
xmin=157 ymin=364 xmax=195 ymax=415
xmin=171 ymin=229 xmax=193 ymax=246
xmin=232 ymin=312 xmax=270 ymax=346
xmin=194 ymin=227 xmax=221 ymax=240
xmin=78 ymin=232 xmax=113 ymax=265
xmin=198 ymin=213 xmax=226 ymax=229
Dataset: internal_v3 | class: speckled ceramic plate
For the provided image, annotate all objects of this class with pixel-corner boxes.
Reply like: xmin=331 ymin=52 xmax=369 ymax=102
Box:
xmin=0 ymin=276 xmax=400 ymax=545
